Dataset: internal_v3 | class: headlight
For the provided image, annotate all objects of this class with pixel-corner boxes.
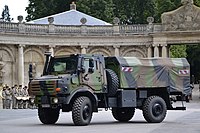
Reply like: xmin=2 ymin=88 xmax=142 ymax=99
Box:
xmin=53 ymin=98 xmax=58 ymax=104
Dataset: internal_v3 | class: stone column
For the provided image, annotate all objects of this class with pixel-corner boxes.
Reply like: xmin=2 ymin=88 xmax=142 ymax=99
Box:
xmin=147 ymin=45 xmax=152 ymax=58
xmin=81 ymin=46 xmax=88 ymax=54
xmin=18 ymin=45 xmax=25 ymax=86
xmin=114 ymin=46 xmax=120 ymax=56
xmin=161 ymin=44 xmax=168 ymax=58
xmin=153 ymin=45 xmax=159 ymax=57
xmin=49 ymin=45 xmax=55 ymax=56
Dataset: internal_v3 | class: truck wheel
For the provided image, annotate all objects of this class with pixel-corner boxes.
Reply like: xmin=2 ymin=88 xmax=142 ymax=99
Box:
xmin=106 ymin=69 xmax=119 ymax=97
xmin=112 ymin=107 xmax=135 ymax=122
xmin=38 ymin=107 xmax=60 ymax=124
xmin=142 ymin=96 xmax=167 ymax=123
xmin=72 ymin=96 xmax=93 ymax=126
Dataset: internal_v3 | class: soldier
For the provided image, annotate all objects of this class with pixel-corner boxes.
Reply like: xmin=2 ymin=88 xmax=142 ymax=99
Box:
xmin=5 ymin=86 xmax=12 ymax=109
xmin=17 ymin=85 xmax=24 ymax=109
xmin=22 ymin=86 xmax=29 ymax=109
xmin=2 ymin=86 xmax=6 ymax=109
xmin=12 ymin=85 xmax=18 ymax=109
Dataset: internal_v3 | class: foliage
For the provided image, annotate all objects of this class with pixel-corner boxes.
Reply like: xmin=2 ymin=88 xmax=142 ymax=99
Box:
xmin=169 ymin=45 xmax=187 ymax=58
xmin=111 ymin=0 xmax=155 ymax=24
xmin=1 ymin=5 xmax=12 ymax=22
xmin=153 ymin=0 xmax=181 ymax=22
xmin=26 ymin=0 xmax=74 ymax=21
xmin=76 ymin=0 xmax=115 ymax=23
xmin=186 ymin=45 xmax=200 ymax=82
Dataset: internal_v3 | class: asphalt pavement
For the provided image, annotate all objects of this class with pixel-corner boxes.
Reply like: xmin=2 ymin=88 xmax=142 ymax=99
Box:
xmin=0 ymin=85 xmax=200 ymax=133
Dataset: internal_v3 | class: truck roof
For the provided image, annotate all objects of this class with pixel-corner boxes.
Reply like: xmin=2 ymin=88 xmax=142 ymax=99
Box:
xmin=115 ymin=57 xmax=189 ymax=67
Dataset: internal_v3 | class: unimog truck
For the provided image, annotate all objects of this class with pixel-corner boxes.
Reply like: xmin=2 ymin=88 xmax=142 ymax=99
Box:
xmin=28 ymin=53 xmax=191 ymax=126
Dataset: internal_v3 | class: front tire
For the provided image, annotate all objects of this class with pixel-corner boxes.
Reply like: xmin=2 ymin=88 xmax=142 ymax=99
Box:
xmin=142 ymin=96 xmax=167 ymax=123
xmin=112 ymin=107 xmax=135 ymax=122
xmin=72 ymin=96 xmax=93 ymax=126
xmin=38 ymin=107 xmax=60 ymax=124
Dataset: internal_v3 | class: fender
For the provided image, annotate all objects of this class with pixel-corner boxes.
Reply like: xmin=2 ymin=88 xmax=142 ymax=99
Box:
xmin=66 ymin=87 xmax=98 ymax=110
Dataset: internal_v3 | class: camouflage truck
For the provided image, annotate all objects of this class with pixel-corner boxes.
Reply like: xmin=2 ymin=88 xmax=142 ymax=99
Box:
xmin=28 ymin=53 xmax=191 ymax=126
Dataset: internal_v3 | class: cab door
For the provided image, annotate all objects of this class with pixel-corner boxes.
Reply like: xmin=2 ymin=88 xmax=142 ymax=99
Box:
xmin=80 ymin=57 xmax=103 ymax=92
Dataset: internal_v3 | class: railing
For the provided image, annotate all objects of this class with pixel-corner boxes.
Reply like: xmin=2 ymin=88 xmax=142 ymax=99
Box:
xmin=0 ymin=22 xmax=161 ymax=35
xmin=120 ymin=24 xmax=148 ymax=34
xmin=55 ymin=25 xmax=81 ymax=34
xmin=25 ymin=23 xmax=49 ymax=34
xmin=86 ymin=25 xmax=113 ymax=35
xmin=0 ymin=22 xmax=19 ymax=32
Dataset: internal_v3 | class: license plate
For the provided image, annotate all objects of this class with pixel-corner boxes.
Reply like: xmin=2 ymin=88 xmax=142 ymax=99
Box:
xmin=41 ymin=104 xmax=50 ymax=108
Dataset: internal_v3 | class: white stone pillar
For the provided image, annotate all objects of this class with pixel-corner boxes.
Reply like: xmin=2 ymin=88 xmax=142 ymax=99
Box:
xmin=18 ymin=45 xmax=24 ymax=86
xmin=161 ymin=44 xmax=168 ymax=58
xmin=154 ymin=45 xmax=159 ymax=57
xmin=81 ymin=46 xmax=88 ymax=54
xmin=147 ymin=45 xmax=152 ymax=58
xmin=114 ymin=46 xmax=120 ymax=56
xmin=49 ymin=45 xmax=55 ymax=56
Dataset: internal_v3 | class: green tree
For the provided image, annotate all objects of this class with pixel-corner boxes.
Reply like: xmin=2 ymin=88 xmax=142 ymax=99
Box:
xmin=112 ymin=0 xmax=155 ymax=24
xmin=26 ymin=0 xmax=74 ymax=21
xmin=153 ymin=0 xmax=181 ymax=22
xmin=76 ymin=0 xmax=115 ymax=23
xmin=170 ymin=45 xmax=187 ymax=58
xmin=186 ymin=45 xmax=200 ymax=82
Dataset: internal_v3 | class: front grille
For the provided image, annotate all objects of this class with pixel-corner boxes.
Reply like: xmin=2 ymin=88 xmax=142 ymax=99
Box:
xmin=29 ymin=80 xmax=57 ymax=95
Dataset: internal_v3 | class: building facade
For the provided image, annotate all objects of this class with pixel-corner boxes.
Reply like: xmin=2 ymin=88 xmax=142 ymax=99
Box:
xmin=0 ymin=0 xmax=200 ymax=87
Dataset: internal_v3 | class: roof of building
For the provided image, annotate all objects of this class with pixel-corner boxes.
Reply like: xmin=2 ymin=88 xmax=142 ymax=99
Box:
xmin=29 ymin=3 xmax=111 ymax=26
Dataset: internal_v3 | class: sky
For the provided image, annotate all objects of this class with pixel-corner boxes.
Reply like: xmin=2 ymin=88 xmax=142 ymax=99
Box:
xmin=1 ymin=0 xmax=29 ymax=22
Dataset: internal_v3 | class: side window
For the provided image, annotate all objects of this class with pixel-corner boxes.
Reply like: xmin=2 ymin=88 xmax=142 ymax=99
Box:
xmin=89 ymin=59 xmax=94 ymax=67
xmin=83 ymin=58 xmax=96 ymax=70
xmin=83 ymin=59 xmax=89 ymax=69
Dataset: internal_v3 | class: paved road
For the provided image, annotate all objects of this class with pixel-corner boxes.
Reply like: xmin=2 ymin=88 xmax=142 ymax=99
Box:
xmin=0 ymin=86 xmax=200 ymax=133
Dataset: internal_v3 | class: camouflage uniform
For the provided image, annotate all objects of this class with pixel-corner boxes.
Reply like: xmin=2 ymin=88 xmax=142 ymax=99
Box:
xmin=5 ymin=86 xmax=12 ymax=109
xmin=12 ymin=85 xmax=18 ymax=109
xmin=22 ymin=86 xmax=29 ymax=109
xmin=17 ymin=85 xmax=24 ymax=109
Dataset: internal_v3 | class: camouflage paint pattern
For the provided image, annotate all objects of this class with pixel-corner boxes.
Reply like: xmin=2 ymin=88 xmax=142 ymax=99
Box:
xmin=79 ymin=55 xmax=106 ymax=92
xmin=112 ymin=57 xmax=190 ymax=95
xmin=29 ymin=54 xmax=191 ymax=106
xmin=28 ymin=54 xmax=107 ymax=105
xmin=29 ymin=80 xmax=57 ymax=96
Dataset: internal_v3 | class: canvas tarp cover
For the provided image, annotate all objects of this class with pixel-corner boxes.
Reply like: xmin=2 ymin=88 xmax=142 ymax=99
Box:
xmin=116 ymin=57 xmax=191 ymax=95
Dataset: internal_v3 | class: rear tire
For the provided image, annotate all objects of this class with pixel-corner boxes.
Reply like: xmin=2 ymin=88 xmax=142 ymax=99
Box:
xmin=38 ymin=107 xmax=60 ymax=124
xmin=112 ymin=107 xmax=135 ymax=122
xmin=106 ymin=69 xmax=119 ymax=96
xmin=72 ymin=96 xmax=93 ymax=126
xmin=142 ymin=96 xmax=167 ymax=123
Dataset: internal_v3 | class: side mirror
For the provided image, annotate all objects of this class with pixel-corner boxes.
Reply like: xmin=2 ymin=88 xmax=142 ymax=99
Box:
xmin=88 ymin=67 xmax=94 ymax=73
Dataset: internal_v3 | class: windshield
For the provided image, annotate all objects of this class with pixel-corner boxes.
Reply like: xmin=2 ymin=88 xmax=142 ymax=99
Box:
xmin=47 ymin=56 xmax=78 ymax=75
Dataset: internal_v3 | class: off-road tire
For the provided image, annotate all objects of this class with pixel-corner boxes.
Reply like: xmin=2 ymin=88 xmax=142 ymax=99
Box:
xmin=38 ymin=107 xmax=60 ymax=124
xmin=72 ymin=96 xmax=93 ymax=126
xmin=106 ymin=69 xmax=119 ymax=97
xmin=142 ymin=96 xmax=167 ymax=123
xmin=112 ymin=107 xmax=135 ymax=122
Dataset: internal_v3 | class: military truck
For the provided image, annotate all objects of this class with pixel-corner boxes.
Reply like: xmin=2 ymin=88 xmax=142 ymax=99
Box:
xmin=28 ymin=53 xmax=191 ymax=126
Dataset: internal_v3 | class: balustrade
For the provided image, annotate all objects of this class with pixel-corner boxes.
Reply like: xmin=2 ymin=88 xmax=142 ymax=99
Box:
xmin=0 ymin=22 xmax=161 ymax=35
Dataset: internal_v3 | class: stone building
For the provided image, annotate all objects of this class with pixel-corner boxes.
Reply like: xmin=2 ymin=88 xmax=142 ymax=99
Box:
xmin=0 ymin=0 xmax=200 ymax=88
